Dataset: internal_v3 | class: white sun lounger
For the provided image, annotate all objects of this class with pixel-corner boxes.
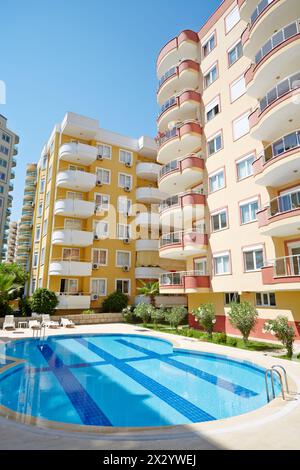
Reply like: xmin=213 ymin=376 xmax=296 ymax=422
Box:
xmin=3 ymin=315 xmax=15 ymax=330
xmin=60 ymin=318 xmax=75 ymax=328
xmin=41 ymin=314 xmax=60 ymax=328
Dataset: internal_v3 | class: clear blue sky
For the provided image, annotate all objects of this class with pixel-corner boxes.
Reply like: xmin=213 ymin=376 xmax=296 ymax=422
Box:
xmin=1 ymin=0 xmax=221 ymax=221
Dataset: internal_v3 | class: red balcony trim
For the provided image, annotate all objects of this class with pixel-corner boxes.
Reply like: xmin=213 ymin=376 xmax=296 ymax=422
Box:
xmin=159 ymin=155 xmax=204 ymax=184
xmin=158 ymin=122 xmax=202 ymax=151
xmin=262 ymin=265 xmax=300 ymax=284
xmin=237 ymin=0 xmax=246 ymax=7
xmin=184 ymin=275 xmax=210 ymax=289
xmin=157 ymin=60 xmax=200 ymax=96
xmin=157 ymin=90 xmax=201 ymax=124
xmin=253 ymin=146 xmax=300 ymax=177
xmin=243 ymin=0 xmax=281 ymax=47
xmin=159 ymin=233 xmax=208 ymax=253
xmin=157 ymin=30 xmax=199 ymax=69
xmin=160 ymin=192 xmax=206 ymax=214
xmin=241 ymin=25 xmax=250 ymax=46
xmin=257 ymin=206 xmax=300 ymax=228
xmin=245 ymin=33 xmax=300 ymax=86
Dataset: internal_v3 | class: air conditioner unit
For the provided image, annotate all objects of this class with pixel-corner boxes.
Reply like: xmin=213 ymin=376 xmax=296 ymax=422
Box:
xmin=123 ymin=238 xmax=130 ymax=244
xmin=96 ymin=180 xmax=102 ymax=186
xmin=94 ymin=234 xmax=99 ymax=240
xmin=93 ymin=263 xmax=99 ymax=269
xmin=91 ymin=294 xmax=99 ymax=301
xmin=97 ymin=154 xmax=104 ymax=161
xmin=124 ymin=186 xmax=131 ymax=192
xmin=95 ymin=205 xmax=101 ymax=214
xmin=125 ymin=162 xmax=132 ymax=168
xmin=123 ymin=266 xmax=130 ymax=272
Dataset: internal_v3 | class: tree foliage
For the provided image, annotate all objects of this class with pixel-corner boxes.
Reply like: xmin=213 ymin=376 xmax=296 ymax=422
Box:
xmin=264 ymin=316 xmax=295 ymax=358
xmin=31 ymin=288 xmax=59 ymax=315
xmin=192 ymin=303 xmax=216 ymax=339
xmin=228 ymin=301 xmax=258 ymax=344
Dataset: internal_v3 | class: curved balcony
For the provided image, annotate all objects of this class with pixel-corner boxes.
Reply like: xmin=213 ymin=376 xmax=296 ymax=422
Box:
xmin=249 ymin=71 xmax=300 ymax=141
xmin=159 ymin=270 xmax=210 ymax=294
xmin=56 ymin=294 xmax=91 ymax=310
xmin=24 ymin=191 xmax=35 ymax=201
xmin=159 ymin=191 xmax=206 ymax=230
xmin=136 ymin=162 xmax=161 ymax=181
xmin=157 ymin=30 xmax=199 ymax=78
xmin=59 ymin=142 xmax=98 ymax=166
xmin=52 ymin=229 xmax=94 ymax=247
xmin=157 ymin=90 xmax=201 ymax=132
xmin=157 ymin=60 xmax=200 ymax=106
xmin=238 ymin=0 xmax=259 ymax=21
xmin=253 ymin=130 xmax=300 ymax=186
xmin=245 ymin=20 xmax=300 ymax=98
xmin=135 ymin=212 xmax=160 ymax=228
xmin=257 ymin=189 xmax=300 ymax=236
xmin=135 ymin=267 xmax=166 ymax=280
xmin=56 ymin=170 xmax=96 ymax=192
xmin=158 ymin=155 xmax=204 ymax=195
xmin=262 ymin=255 xmax=300 ymax=289
xmin=135 ymin=239 xmax=159 ymax=252
xmin=159 ymin=229 xmax=208 ymax=260
xmin=157 ymin=122 xmax=202 ymax=165
xmin=21 ymin=210 xmax=33 ymax=220
xmin=54 ymin=199 xmax=95 ymax=218
xmin=243 ymin=0 xmax=300 ymax=59
xmin=136 ymin=187 xmax=167 ymax=204
xmin=49 ymin=259 xmax=92 ymax=277
xmin=25 ymin=171 xmax=37 ymax=181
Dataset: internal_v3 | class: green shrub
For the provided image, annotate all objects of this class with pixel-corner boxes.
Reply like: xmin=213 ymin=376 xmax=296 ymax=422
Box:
xmin=133 ymin=303 xmax=154 ymax=324
xmin=122 ymin=306 xmax=137 ymax=323
xmin=19 ymin=297 xmax=32 ymax=317
xmin=214 ymin=332 xmax=227 ymax=344
xmin=228 ymin=301 xmax=258 ymax=344
xmin=31 ymin=288 xmax=59 ymax=315
xmin=82 ymin=309 xmax=95 ymax=315
xmin=227 ymin=337 xmax=238 ymax=347
xmin=165 ymin=306 xmax=187 ymax=330
xmin=264 ymin=316 xmax=295 ymax=358
xmin=102 ymin=291 xmax=129 ymax=313
xmin=192 ymin=303 xmax=216 ymax=339
xmin=0 ymin=299 xmax=13 ymax=318
xmin=151 ymin=306 xmax=166 ymax=327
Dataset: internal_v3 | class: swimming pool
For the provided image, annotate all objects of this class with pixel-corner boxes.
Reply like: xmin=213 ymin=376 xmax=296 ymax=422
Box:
xmin=0 ymin=334 xmax=279 ymax=429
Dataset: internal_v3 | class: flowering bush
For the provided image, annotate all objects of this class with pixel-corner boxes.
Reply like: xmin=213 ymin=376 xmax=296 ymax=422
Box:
xmin=264 ymin=316 xmax=295 ymax=358
xmin=228 ymin=301 xmax=258 ymax=344
xmin=133 ymin=303 xmax=155 ymax=324
xmin=151 ymin=305 xmax=166 ymax=327
xmin=192 ymin=303 xmax=216 ymax=339
xmin=165 ymin=306 xmax=187 ymax=330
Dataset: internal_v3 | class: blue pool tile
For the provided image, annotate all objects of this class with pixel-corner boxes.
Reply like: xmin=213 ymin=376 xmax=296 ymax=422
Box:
xmin=117 ymin=339 xmax=258 ymax=398
xmin=38 ymin=344 xmax=112 ymax=426
xmin=76 ymin=338 xmax=215 ymax=423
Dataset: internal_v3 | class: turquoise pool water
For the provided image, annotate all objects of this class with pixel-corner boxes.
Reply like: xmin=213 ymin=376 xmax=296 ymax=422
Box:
xmin=0 ymin=334 xmax=277 ymax=428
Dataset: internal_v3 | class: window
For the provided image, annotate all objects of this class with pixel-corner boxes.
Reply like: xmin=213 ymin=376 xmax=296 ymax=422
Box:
xmin=67 ymin=191 xmax=83 ymax=200
xmin=119 ymin=149 xmax=133 ymax=165
xmin=205 ymin=96 xmax=220 ymax=122
xmin=211 ymin=209 xmax=228 ymax=232
xmin=233 ymin=112 xmax=250 ymax=140
xmin=0 ymin=185 xmax=4 ymax=194
xmin=31 ymin=278 xmax=36 ymax=294
xmin=45 ymin=191 xmax=50 ymax=207
xmin=47 ymin=164 xmax=52 ymax=181
xmin=69 ymin=165 xmax=84 ymax=172
xmin=225 ymin=292 xmax=240 ymax=305
xmin=203 ymin=32 xmax=216 ymax=57
xmin=37 ymin=203 xmax=43 ymax=217
xmin=41 ymin=155 xmax=48 ymax=170
xmin=97 ymin=144 xmax=111 ymax=160
xmin=38 ymin=278 xmax=43 ymax=288
xmin=35 ymin=226 xmax=41 ymax=241
xmin=209 ymin=169 xmax=225 ymax=192
xmin=64 ymin=219 xmax=82 ymax=230
xmin=0 ymin=158 xmax=7 ymax=168
xmin=91 ymin=278 xmax=107 ymax=297
xmin=60 ymin=278 xmax=78 ymax=294
xmin=236 ymin=154 xmax=254 ymax=180
xmin=92 ymin=249 xmax=108 ymax=266
xmin=43 ymin=219 xmax=48 ymax=236
xmin=33 ymin=252 xmax=38 ymax=267
xmin=2 ymin=133 xmax=10 ymax=143
xmin=194 ymin=258 xmax=207 ymax=275
xmin=0 ymin=172 xmax=6 ymax=181
xmin=95 ymin=194 xmax=110 ymax=211
xmin=225 ymin=5 xmax=240 ymax=33
xmin=117 ymin=224 xmax=131 ymax=239
xmin=214 ymin=252 xmax=230 ymax=275
xmin=228 ymin=41 xmax=243 ymax=66
xmin=118 ymin=173 xmax=132 ymax=190
xmin=116 ymin=279 xmax=130 ymax=295
xmin=256 ymin=292 xmax=276 ymax=307
xmin=204 ymin=64 xmax=218 ymax=88
xmin=94 ymin=221 xmax=109 ymax=238
xmin=230 ymin=76 xmax=246 ymax=102
xmin=118 ymin=197 xmax=133 ymax=215
xmin=41 ymin=247 xmax=45 ymax=265
xmin=243 ymin=246 xmax=264 ymax=272
xmin=207 ymin=133 xmax=222 ymax=156
xmin=96 ymin=168 xmax=111 ymax=185
xmin=240 ymin=198 xmax=259 ymax=224
xmin=116 ymin=251 xmax=131 ymax=267
xmin=40 ymin=179 xmax=45 ymax=193
xmin=0 ymin=145 xmax=9 ymax=156
xmin=62 ymin=248 xmax=80 ymax=261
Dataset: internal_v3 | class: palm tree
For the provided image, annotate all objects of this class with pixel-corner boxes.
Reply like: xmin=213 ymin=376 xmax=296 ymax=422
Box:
xmin=137 ymin=281 xmax=160 ymax=307
xmin=0 ymin=273 xmax=21 ymax=302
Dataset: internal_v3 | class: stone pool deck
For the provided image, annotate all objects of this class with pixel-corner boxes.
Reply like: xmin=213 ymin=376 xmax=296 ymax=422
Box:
xmin=0 ymin=323 xmax=299 ymax=450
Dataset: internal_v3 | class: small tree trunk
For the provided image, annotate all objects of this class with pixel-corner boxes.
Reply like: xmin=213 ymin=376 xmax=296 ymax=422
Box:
xmin=150 ymin=295 xmax=156 ymax=307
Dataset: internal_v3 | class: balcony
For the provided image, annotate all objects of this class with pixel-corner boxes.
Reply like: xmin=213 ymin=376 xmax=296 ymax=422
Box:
xmin=157 ymin=30 xmax=199 ymax=78
xmin=136 ymin=187 xmax=167 ymax=204
xmin=49 ymin=259 xmax=92 ymax=277
xmin=158 ymin=155 xmax=204 ymax=195
xmin=136 ymin=162 xmax=161 ymax=181
xmin=243 ymin=0 xmax=300 ymax=59
xmin=157 ymin=122 xmax=202 ymax=165
xmin=245 ymin=20 xmax=300 ymax=98
xmin=253 ymin=130 xmax=300 ymax=186
xmin=249 ymin=71 xmax=300 ymax=141
xmin=56 ymin=170 xmax=96 ymax=192
xmin=135 ymin=212 xmax=160 ymax=228
xmin=159 ymin=229 xmax=208 ymax=260
xmin=56 ymin=293 xmax=91 ymax=310
xmin=157 ymin=90 xmax=201 ymax=132
xmin=257 ymin=189 xmax=300 ymax=236
xmin=157 ymin=60 xmax=200 ymax=106
xmin=135 ymin=239 xmax=159 ymax=252
xmin=59 ymin=142 xmax=98 ymax=166
xmin=238 ymin=0 xmax=259 ymax=21
xmin=24 ymin=191 xmax=35 ymax=200
xmin=135 ymin=267 xmax=167 ymax=280
xmin=52 ymin=229 xmax=94 ymax=247
xmin=159 ymin=191 xmax=206 ymax=230
xmin=159 ymin=270 xmax=210 ymax=294
xmin=54 ymin=199 xmax=95 ymax=218
xmin=262 ymin=255 xmax=300 ymax=289
xmin=11 ymin=158 xmax=17 ymax=168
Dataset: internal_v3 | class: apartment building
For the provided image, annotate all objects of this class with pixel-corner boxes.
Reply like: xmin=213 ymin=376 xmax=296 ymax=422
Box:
xmin=28 ymin=112 xmax=186 ymax=312
xmin=0 ymin=115 xmax=18 ymax=260
xmin=157 ymin=0 xmax=300 ymax=340
xmin=4 ymin=221 xmax=18 ymax=263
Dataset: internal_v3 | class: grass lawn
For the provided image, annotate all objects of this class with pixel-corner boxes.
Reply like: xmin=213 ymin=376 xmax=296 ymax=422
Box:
xmin=142 ymin=324 xmax=283 ymax=352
